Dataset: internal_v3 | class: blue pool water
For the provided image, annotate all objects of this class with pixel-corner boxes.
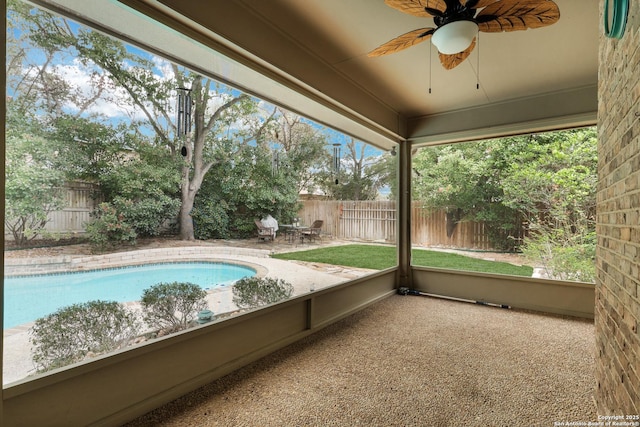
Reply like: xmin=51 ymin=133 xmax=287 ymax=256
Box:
xmin=4 ymin=262 xmax=255 ymax=329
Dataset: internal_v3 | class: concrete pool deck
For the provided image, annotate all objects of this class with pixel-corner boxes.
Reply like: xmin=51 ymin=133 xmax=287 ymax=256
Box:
xmin=3 ymin=241 xmax=374 ymax=385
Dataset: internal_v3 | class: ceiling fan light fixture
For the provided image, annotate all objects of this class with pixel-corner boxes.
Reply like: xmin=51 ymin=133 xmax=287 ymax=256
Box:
xmin=431 ymin=20 xmax=478 ymax=55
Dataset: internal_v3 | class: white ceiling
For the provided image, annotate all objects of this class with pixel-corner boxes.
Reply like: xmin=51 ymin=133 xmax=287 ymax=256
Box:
xmin=248 ymin=0 xmax=598 ymax=117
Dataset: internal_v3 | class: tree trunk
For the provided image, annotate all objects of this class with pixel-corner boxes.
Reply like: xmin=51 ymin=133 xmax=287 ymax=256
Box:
xmin=178 ymin=136 xmax=210 ymax=241
xmin=445 ymin=208 xmax=462 ymax=238
xmin=178 ymin=128 xmax=199 ymax=241
xmin=175 ymin=91 xmax=252 ymax=240
xmin=179 ymin=197 xmax=195 ymax=240
xmin=179 ymin=162 xmax=196 ymax=241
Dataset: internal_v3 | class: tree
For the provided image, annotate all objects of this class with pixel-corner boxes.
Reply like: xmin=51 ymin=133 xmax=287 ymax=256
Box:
xmin=500 ymin=130 xmax=597 ymax=220
xmin=4 ymin=100 xmax=66 ymax=245
xmin=46 ymin=115 xmax=140 ymax=181
xmin=412 ymin=128 xmax=597 ymax=255
xmin=317 ymin=136 xmax=391 ymax=200
xmin=192 ymin=128 xmax=300 ymax=238
xmin=367 ymin=149 xmax=397 ymax=200
xmin=98 ymin=144 xmax=182 ymax=238
xmin=191 ymin=107 xmax=332 ymax=238
xmin=173 ymin=78 xmax=263 ymax=240
xmin=7 ymin=3 xmax=270 ymax=241
xmin=501 ymin=129 xmax=597 ymax=281
xmin=412 ymin=140 xmax=521 ymax=248
xmin=7 ymin=0 xmax=111 ymax=120
xmin=271 ymin=108 xmax=328 ymax=196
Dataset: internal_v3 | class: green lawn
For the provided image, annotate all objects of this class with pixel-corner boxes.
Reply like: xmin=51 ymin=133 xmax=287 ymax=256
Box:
xmin=272 ymin=244 xmax=533 ymax=277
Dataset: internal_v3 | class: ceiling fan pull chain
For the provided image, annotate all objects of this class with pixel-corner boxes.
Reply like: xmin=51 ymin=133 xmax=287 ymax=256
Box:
xmin=476 ymin=33 xmax=480 ymax=90
xmin=428 ymin=41 xmax=432 ymax=94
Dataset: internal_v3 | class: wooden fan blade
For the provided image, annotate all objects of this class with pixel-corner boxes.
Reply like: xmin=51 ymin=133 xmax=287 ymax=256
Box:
xmin=368 ymin=28 xmax=435 ymax=57
xmin=470 ymin=0 xmax=500 ymax=7
xmin=476 ymin=0 xmax=560 ymax=32
xmin=384 ymin=0 xmax=446 ymax=18
xmin=438 ymin=37 xmax=476 ymax=69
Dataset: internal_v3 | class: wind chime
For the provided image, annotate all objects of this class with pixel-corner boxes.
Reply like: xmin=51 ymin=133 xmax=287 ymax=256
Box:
xmin=332 ymin=143 xmax=341 ymax=185
xmin=176 ymin=87 xmax=192 ymax=157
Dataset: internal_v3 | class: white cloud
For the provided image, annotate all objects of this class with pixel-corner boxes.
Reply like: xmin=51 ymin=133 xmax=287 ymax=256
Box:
xmin=44 ymin=54 xmax=178 ymax=124
xmin=46 ymin=59 xmax=141 ymax=120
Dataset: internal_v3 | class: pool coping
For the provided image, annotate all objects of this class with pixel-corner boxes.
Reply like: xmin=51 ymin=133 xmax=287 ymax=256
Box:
xmin=4 ymin=246 xmax=271 ymax=276
xmin=3 ymin=247 xmax=271 ymax=336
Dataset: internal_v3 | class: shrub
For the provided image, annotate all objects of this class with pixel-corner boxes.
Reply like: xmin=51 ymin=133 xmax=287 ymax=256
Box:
xmin=141 ymin=282 xmax=208 ymax=333
xmin=85 ymin=202 xmax=137 ymax=252
xmin=191 ymin=199 xmax=230 ymax=240
xmin=232 ymin=277 xmax=294 ymax=309
xmin=113 ymin=196 xmax=180 ymax=237
xmin=522 ymin=227 xmax=595 ymax=283
xmin=30 ymin=300 xmax=140 ymax=373
xmin=5 ymin=131 xmax=66 ymax=246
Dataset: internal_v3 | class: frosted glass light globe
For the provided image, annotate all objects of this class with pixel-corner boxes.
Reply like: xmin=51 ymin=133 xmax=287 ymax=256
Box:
xmin=431 ymin=20 xmax=478 ymax=55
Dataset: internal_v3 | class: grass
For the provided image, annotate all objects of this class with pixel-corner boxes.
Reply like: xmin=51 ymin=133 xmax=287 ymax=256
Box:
xmin=272 ymin=244 xmax=533 ymax=277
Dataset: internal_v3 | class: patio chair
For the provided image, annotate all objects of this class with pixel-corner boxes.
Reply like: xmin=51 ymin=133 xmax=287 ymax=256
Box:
xmin=300 ymin=220 xmax=323 ymax=243
xmin=255 ymin=219 xmax=275 ymax=242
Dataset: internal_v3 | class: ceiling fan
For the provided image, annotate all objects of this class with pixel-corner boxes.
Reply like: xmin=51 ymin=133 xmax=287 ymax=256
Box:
xmin=368 ymin=0 xmax=560 ymax=70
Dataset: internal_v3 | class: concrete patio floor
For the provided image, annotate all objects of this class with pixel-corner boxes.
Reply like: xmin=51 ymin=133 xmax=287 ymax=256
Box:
xmin=123 ymin=294 xmax=596 ymax=426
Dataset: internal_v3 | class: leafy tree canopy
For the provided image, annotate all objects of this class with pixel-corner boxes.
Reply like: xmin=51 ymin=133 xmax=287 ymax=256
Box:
xmin=316 ymin=136 xmax=393 ymax=201
xmin=412 ymin=127 xmax=597 ymax=256
xmin=4 ymin=100 xmax=66 ymax=245
xmin=6 ymin=1 xmax=336 ymax=243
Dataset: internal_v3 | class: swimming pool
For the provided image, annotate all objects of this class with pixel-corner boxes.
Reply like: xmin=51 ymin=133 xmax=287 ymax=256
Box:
xmin=4 ymin=262 xmax=256 ymax=329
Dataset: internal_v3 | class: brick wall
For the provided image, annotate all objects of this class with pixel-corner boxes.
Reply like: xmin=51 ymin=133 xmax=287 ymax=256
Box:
xmin=596 ymin=0 xmax=640 ymax=414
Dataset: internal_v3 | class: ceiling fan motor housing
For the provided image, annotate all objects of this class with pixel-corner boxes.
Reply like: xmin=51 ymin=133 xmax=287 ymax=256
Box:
xmin=429 ymin=0 xmax=477 ymax=27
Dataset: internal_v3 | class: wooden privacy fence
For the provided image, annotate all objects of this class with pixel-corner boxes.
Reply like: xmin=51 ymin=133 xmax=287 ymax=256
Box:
xmin=411 ymin=206 xmax=492 ymax=249
xmin=299 ymin=200 xmax=498 ymax=250
xmin=14 ymin=183 xmax=502 ymax=251
xmin=4 ymin=181 xmax=99 ymax=239
xmin=44 ymin=181 xmax=100 ymax=234
xmin=299 ymin=200 xmax=396 ymax=243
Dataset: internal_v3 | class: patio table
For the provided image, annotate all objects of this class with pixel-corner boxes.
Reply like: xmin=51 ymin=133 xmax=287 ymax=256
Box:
xmin=280 ymin=224 xmax=309 ymax=243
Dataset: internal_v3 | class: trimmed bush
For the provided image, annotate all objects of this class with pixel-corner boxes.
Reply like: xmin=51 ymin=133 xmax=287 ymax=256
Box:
xmin=30 ymin=300 xmax=140 ymax=373
xmin=232 ymin=277 xmax=293 ymax=309
xmin=141 ymin=282 xmax=208 ymax=333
